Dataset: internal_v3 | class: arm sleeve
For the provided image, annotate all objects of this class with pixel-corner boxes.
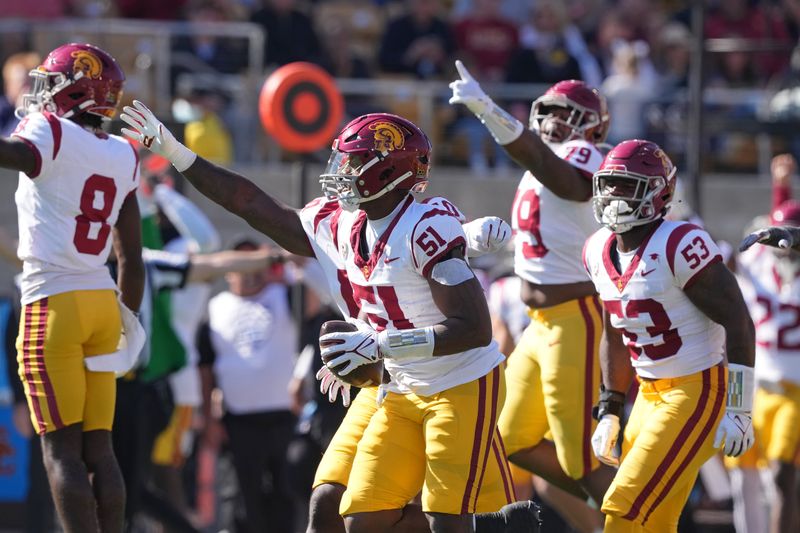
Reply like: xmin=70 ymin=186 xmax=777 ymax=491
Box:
xmin=143 ymin=249 xmax=191 ymax=291
xmin=3 ymin=300 xmax=23 ymax=404
xmin=153 ymin=185 xmax=221 ymax=253
xmin=411 ymin=211 xmax=468 ymax=278
xmin=667 ymin=225 xmax=723 ymax=289
xmin=10 ymin=112 xmax=57 ymax=179
xmin=555 ymin=140 xmax=605 ymax=178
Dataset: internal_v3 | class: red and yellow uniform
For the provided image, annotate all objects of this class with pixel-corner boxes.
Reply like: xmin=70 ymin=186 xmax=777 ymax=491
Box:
xmin=13 ymin=111 xmax=139 ymax=435
xmin=584 ymin=220 xmax=728 ymax=530
xmin=501 ymin=139 xmax=605 ymax=479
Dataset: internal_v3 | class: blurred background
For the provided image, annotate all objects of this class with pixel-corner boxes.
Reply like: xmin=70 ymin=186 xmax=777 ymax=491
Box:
xmin=1 ymin=0 xmax=799 ymax=532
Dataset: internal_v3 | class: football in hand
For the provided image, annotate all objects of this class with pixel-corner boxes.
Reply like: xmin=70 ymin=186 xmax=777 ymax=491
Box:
xmin=319 ymin=320 xmax=386 ymax=388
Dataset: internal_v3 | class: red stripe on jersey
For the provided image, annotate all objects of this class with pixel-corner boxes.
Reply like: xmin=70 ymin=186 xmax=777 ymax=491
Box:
xmin=22 ymin=304 xmax=45 ymax=433
xmin=666 ymin=223 xmax=703 ymax=276
xmin=129 ymin=142 xmax=140 ymax=182
xmin=313 ymin=200 xmax=340 ymax=234
xmin=410 ymin=207 xmax=462 ymax=271
xmin=642 ymin=365 xmax=725 ymax=525
xmin=43 ymin=112 xmax=62 ymax=159
xmin=602 ymin=221 xmax=662 ymax=293
xmin=622 ymin=366 xmax=713 ymax=521
xmin=462 ymin=372 xmax=488 ymax=514
xmin=472 ymin=366 xmax=501 ymax=511
xmin=330 ymin=207 xmax=343 ymax=252
xmin=421 ymin=237 xmax=467 ymax=278
xmin=336 ymin=269 xmax=360 ymax=318
xmin=35 ymin=298 xmax=63 ymax=430
xmin=578 ymin=297 xmax=596 ymax=478
xmin=15 ymin=137 xmax=42 ymax=178
xmin=375 ymin=286 xmax=414 ymax=330
xmin=351 ymin=195 xmax=414 ymax=279
xmin=683 ymin=255 xmax=722 ymax=290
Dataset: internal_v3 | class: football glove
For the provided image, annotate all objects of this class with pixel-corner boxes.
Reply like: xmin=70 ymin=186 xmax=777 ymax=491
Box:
xmin=320 ymin=321 xmax=382 ymax=376
xmin=463 ymin=216 xmax=512 ymax=257
xmin=448 ymin=60 xmax=523 ymax=146
xmin=739 ymin=226 xmax=795 ymax=252
xmin=315 ymin=365 xmax=351 ymax=407
xmin=713 ymin=411 xmax=754 ymax=457
xmin=120 ymin=100 xmax=197 ymax=172
xmin=591 ymin=414 xmax=620 ymax=467
xmin=714 ymin=363 xmax=755 ymax=457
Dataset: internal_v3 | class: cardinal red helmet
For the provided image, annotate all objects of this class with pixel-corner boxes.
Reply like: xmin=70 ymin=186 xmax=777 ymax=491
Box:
xmin=320 ymin=113 xmax=431 ymax=210
xmin=530 ymin=80 xmax=609 ymax=144
xmin=592 ymin=139 xmax=676 ymax=233
xmin=771 ymin=200 xmax=800 ymax=227
xmin=21 ymin=43 xmax=125 ymax=121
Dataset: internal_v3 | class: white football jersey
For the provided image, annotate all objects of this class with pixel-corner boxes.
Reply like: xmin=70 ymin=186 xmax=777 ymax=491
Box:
xmin=583 ymin=220 xmax=725 ymax=379
xmin=13 ymin=111 xmax=139 ymax=304
xmin=300 ymin=194 xmax=504 ymax=396
xmin=511 ymin=139 xmax=603 ymax=285
xmin=737 ymin=246 xmax=800 ymax=385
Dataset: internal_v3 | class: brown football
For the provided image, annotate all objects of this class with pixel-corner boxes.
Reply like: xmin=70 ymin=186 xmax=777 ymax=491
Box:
xmin=319 ymin=320 xmax=387 ymax=388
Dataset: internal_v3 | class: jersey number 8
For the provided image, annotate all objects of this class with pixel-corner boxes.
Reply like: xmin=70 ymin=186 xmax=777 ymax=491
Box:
xmin=74 ymin=174 xmax=117 ymax=255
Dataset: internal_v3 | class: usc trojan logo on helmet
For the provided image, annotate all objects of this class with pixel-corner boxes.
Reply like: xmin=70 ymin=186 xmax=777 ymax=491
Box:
xmin=653 ymin=148 xmax=673 ymax=178
xmin=70 ymin=50 xmax=103 ymax=80
xmin=369 ymin=122 xmax=405 ymax=152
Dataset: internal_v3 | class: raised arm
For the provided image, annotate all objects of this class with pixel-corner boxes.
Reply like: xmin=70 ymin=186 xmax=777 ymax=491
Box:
xmin=120 ymin=101 xmax=313 ymax=257
xmin=186 ymin=247 xmax=279 ymax=284
xmin=448 ymin=60 xmax=590 ymax=201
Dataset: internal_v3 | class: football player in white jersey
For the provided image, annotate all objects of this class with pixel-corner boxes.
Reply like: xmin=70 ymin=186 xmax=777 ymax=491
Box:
xmin=450 ymin=60 xmax=615 ymax=507
xmin=0 ymin=43 xmax=144 ymax=532
xmin=584 ymin=140 xmax=755 ymax=531
xmin=120 ymin=104 xmax=534 ymax=532
xmin=733 ymin=184 xmax=800 ymax=533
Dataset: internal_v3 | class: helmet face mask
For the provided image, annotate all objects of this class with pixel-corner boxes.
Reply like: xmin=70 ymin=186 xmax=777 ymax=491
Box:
xmin=19 ymin=43 xmax=125 ymax=123
xmin=529 ymin=80 xmax=609 ymax=145
xmin=319 ymin=114 xmax=430 ymax=211
xmin=592 ymin=140 xmax=676 ymax=234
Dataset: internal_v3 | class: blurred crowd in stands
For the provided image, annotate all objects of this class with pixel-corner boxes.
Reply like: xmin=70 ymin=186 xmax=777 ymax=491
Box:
xmin=1 ymin=0 xmax=799 ymax=198
xmin=1 ymin=0 xmax=800 ymax=174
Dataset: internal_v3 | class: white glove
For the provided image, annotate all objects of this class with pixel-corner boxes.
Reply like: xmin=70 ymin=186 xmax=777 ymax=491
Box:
xmin=320 ymin=322 xmax=382 ymax=376
xmin=739 ymin=226 xmax=795 ymax=252
xmin=315 ymin=365 xmax=351 ymax=407
xmin=120 ymin=100 xmax=197 ymax=172
xmin=448 ymin=60 xmax=523 ymax=146
xmin=449 ymin=60 xmax=493 ymax=116
xmin=463 ymin=217 xmax=512 ymax=258
xmin=713 ymin=411 xmax=754 ymax=457
xmin=591 ymin=414 xmax=620 ymax=467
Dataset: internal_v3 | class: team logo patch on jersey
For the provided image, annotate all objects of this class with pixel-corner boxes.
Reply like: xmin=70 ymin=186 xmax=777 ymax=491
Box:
xmin=71 ymin=50 xmax=103 ymax=79
xmin=369 ymin=122 xmax=405 ymax=152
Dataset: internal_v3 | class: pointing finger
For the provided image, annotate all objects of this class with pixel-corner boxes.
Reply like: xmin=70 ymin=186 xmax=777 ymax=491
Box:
xmin=455 ymin=60 xmax=474 ymax=82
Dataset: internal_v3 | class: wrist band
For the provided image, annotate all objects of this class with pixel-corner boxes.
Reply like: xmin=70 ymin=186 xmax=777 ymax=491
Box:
xmin=378 ymin=326 xmax=435 ymax=360
xmin=479 ymin=102 xmax=524 ymax=146
xmin=168 ymin=141 xmax=197 ymax=173
xmin=727 ymin=363 xmax=754 ymax=412
xmin=592 ymin=385 xmax=626 ymax=421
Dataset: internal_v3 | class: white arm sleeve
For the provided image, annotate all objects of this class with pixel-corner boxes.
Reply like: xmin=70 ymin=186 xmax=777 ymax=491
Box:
xmin=154 ymin=184 xmax=221 ymax=253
